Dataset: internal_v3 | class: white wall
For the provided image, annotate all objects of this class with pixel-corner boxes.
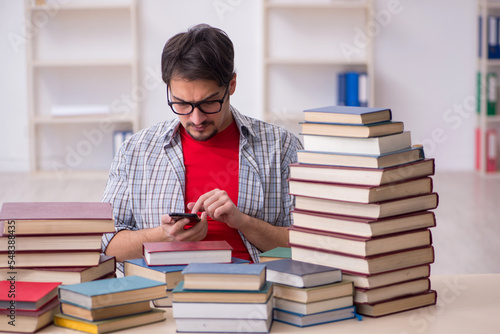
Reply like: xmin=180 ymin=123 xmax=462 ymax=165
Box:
xmin=0 ymin=0 xmax=477 ymax=172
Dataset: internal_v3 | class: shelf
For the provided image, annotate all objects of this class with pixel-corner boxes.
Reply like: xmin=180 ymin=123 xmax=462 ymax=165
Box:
xmin=33 ymin=114 xmax=136 ymax=124
xmin=265 ymin=58 xmax=369 ymax=66
xmin=28 ymin=0 xmax=132 ymax=10
xmin=265 ymin=0 xmax=369 ymax=9
xmin=32 ymin=59 xmax=134 ymax=68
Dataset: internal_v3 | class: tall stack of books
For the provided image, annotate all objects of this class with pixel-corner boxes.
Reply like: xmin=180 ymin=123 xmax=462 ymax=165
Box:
xmin=54 ymin=275 xmax=167 ymax=333
xmin=289 ymin=106 xmax=438 ymax=317
xmin=172 ymin=263 xmax=273 ymax=333
xmin=265 ymin=259 xmax=356 ymax=327
xmin=0 ymin=202 xmax=117 ymax=285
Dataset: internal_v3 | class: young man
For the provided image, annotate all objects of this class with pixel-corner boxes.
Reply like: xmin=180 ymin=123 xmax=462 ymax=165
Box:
xmin=101 ymin=24 xmax=303 ymax=269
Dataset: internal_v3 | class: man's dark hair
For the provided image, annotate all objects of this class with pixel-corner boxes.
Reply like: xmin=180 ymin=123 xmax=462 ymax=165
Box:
xmin=161 ymin=24 xmax=235 ymax=87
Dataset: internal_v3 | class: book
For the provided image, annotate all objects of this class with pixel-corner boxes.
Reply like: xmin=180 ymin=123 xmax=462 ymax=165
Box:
xmin=172 ymin=296 xmax=272 ymax=319
xmin=297 ymin=145 xmax=425 ymax=169
xmin=181 ymin=263 xmax=266 ymax=291
xmin=258 ymin=247 xmax=291 ymax=262
xmin=342 ymin=265 xmax=431 ymax=289
xmin=174 ymin=316 xmax=272 ymax=333
xmin=0 ymin=281 xmax=60 ymax=310
xmin=273 ymin=280 xmax=354 ymax=303
xmin=58 ymin=275 xmax=167 ymax=309
xmin=302 ymin=131 xmax=411 ymax=155
xmin=123 ymin=258 xmax=185 ymax=288
xmin=288 ymin=177 xmax=433 ymax=204
xmin=303 ymin=106 xmax=392 ymax=125
xmin=0 ymin=255 xmax=116 ymax=285
xmin=300 ymin=121 xmax=403 ymax=138
xmin=356 ymin=290 xmax=437 ymax=317
xmin=143 ymin=240 xmax=233 ymax=266
xmin=288 ymin=227 xmax=433 ymax=257
xmin=291 ymin=210 xmax=436 ymax=238
xmin=345 ymin=71 xmax=360 ymax=106
xmin=0 ymin=233 xmax=104 ymax=251
xmin=273 ymin=305 xmax=356 ymax=328
xmin=290 ymin=244 xmax=435 ymax=275
xmin=60 ymin=300 xmax=152 ymax=322
xmin=0 ymin=296 xmax=59 ymax=333
xmin=0 ymin=202 xmax=115 ymax=235
xmin=274 ymin=295 xmax=353 ymax=315
xmin=172 ymin=281 xmax=273 ymax=303
xmin=0 ymin=250 xmax=102 ymax=268
xmin=264 ymin=259 xmax=342 ymax=288
xmin=294 ymin=193 xmax=439 ymax=219
xmin=354 ymin=277 xmax=431 ymax=304
xmin=289 ymin=159 xmax=435 ymax=186
xmin=54 ymin=308 xmax=166 ymax=334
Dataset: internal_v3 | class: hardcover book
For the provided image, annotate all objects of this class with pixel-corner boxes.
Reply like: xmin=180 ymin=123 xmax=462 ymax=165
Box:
xmin=123 ymin=258 xmax=186 ymax=288
xmin=302 ymin=131 xmax=412 ymax=155
xmin=354 ymin=277 xmax=431 ymax=304
xmin=174 ymin=316 xmax=272 ymax=333
xmin=0 ymin=250 xmax=102 ymax=268
xmin=60 ymin=300 xmax=152 ymax=322
xmin=296 ymin=145 xmax=425 ymax=169
xmin=258 ymin=247 xmax=291 ymax=262
xmin=0 ymin=281 xmax=60 ymax=311
xmin=300 ymin=120 xmax=403 ymax=138
xmin=0 ymin=297 xmax=59 ymax=333
xmin=273 ymin=305 xmax=356 ymax=328
xmin=342 ymin=265 xmax=431 ymax=289
xmin=303 ymin=106 xmax=392 ymax=125
xmin=173 ymin=281 xmax=273 ymax=304
xmin=0 ymin=202 xmax=115 ymax=235
xmin=288 ymin=159 xmax=435 ymax=186
xmin=143 ymin=240 xmax=233 ymax=266
xmin=58 ymin=275 xmax=167 ymax=309
xmin=290 ymin=244 xmax=435 ymax=275
xmin=355 ymin=290 xmax=437 ymax=317
xmin=0 ymin=233 xmax=104 ymax=251
xmin=264 ymin=259 xmax=342 ymax=288
xmin=181 ymin=263 xmax=266 ymax=291
xmin=273 ymin=280 xmax=354 ymax=304
xmin=291 ymin=210 xmax=436 ymax=238
xmin=274 ymin=295 xmax=353 ymax=315
xmin=288 ymin=177 xmax=433 ymax=204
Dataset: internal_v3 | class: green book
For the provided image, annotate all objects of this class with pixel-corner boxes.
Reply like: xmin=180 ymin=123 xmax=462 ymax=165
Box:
xmin=259 ymin=247 xmax=291 ymax=262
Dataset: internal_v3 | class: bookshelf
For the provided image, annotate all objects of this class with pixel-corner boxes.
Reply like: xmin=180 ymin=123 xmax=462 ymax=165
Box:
xmin=25 ymin=0 xmax=139 ymax=176
xmin=477 ymin=0 xmax=500 ymax=177
xmin=262 ymin=0 xmax=375 ymax=138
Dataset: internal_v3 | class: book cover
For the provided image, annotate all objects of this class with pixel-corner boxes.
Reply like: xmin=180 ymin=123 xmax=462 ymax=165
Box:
xmin=264 ymin=259 xmax=342 ymax=288
xmin=302 ymin=131 xmax=412 ymax=155
xmin=342 ymin=265 xmax=431 ymax=289
xmin=273 ymin=280 xmax=354 ymax=304
xmin=0 ymin=281 xmax=60 ymax=310
xmin=0 ymin=297 xmax=59 ymax=333
xmin=124 ymin=258 xmax=186 ymax=287
xmin=303 ymin=106 xmax=391 ymax=125
xmin=0 ymin=233 xmax=104 ymax=251
xmin=274 ymin=295 xmax=353 ymax=315
xmin=182 ymin=262 xmax=265 ymax=276
xmin=259 ymin=247 xmax=291 ymax=262
xmin=355 ymin=290 xmax=437 ymax=317
xmin=289 ymin=158 xmax=435 ymax=186
xmin=58 ymin=275 xmax=167 ymax=309
xmin=300 ymin=120 xmax=404 ymax=138
xmin=0 ymin=250 xmax=102 ymax=268
xmin=297 ymin=145 xmax=425 ymax=169
xmin=354 ymin=277 xmax=431 ymax=304
xmin=60 ymin=300 xmax=152 ymax=322
xmin=288 ymin=176 xmax=433 ymax=204
xmin=173 ymin=281 xmax=273 ymax=304
xmin=273 ymin=305 xmax=356 ymax=328
xmin=345 ymin=72 xmax=360 ymax=106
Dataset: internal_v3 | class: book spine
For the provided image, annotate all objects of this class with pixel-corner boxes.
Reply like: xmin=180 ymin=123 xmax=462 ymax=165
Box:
xmin=337 ymin=72 xmax=346 ymax=106
xmin=487 ymin=72 xmax=498 ymax=116
xmin=486 ymin=128 xmax=498 ymax=172
xmin=345 ymin=72 xmax=360 ymax=107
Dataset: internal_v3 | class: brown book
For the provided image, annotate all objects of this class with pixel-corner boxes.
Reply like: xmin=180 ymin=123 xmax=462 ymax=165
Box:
xmin=291 ymin=210 xmax=436 ymax=238
xmin=288 ymin=226 xmax=433 ymax=257
xmin=354 ymin=277 xmax=431 ymax=304
xmin=0 ymin=297 xmax=59 ymax=333
xmin=289 ymin=177 xmax=433 ymax=204
xmin=0 ymin=202 xmax=115 ymax=235
xmin=356 ymin=290 xmax=437 ymax=317
xmin=273 ymin=280 xmax=353 ymax=304
xmin=0 ymin=255 xmax=116 ymax=285
xmin=60 ymin=300 xmax=152 ymax=322
xmin=300 ymin=120 xmax=404 ymax=138
xmin=293 ymin=193 xmax=439 ymax=219
xmin=342 ymin=265 xmax=431 ymax=289
xmin=289 ymin=159 xmax=435 ymax=186
xmin=290 ymin=243 xmax=435 ymax=275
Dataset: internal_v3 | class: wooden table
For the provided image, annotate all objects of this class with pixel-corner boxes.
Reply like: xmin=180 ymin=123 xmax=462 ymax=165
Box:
xmin=40 ymin=274 xmax=500 ymax=334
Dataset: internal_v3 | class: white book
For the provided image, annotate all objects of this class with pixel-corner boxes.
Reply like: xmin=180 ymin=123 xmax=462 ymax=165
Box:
xmin=302 ymin=131 xmax=411 ymax=155
xmin=175 ymin=316 xmax=272 ymax=333
xmin=172 ymin=297 xmax=272 ymax=319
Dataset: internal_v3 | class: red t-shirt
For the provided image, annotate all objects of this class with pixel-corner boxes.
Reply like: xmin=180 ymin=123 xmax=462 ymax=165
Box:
xmin=180 ymin=122 xmax=251 ymax=261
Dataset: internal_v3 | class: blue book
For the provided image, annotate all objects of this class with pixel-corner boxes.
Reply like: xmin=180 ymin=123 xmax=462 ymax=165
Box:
xmin=303 ymin=106 xmax=392 ymax=125
xmin=264 ymin=259 xmax=342 ymax=288
xmin=58 ymin=275 xmax=167 ymax=309
xmin=345 ymin=72 xmax=360 ymax=106
xmin=337 ymin=72 xmax=346 ymax=106
xmin=124 ymin=258 xmax=187 ymax=289
xmin=182 ymin=263 xmax=266 ymax=291
xmin=273 ymin=305 xmax=356 ymax=327
xmin=172 ymin=281 xmax=273 ymax=303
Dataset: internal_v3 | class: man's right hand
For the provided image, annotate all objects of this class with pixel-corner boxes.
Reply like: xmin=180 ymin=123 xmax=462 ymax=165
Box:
xmin=159 ymin=212 xmax=208 ymax=242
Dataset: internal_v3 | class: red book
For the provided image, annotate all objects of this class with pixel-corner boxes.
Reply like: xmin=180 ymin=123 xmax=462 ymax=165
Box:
xmin=143 ymin=240 xmax=233 ymax=266
xmin=0 ymin=202 xmax=115 ymax=235
xmin=0 ymin=281 xmax=61 ymax=311
xmin=0 ymin=296 xmax=60 ymax=333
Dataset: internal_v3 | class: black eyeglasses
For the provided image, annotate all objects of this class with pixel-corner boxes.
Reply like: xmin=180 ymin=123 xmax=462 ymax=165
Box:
xmin=167 ymin=84 xmax=229 ymax=115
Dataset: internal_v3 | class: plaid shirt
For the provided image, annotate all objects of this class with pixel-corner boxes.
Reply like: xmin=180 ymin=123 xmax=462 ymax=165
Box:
xmin=101 ymin=106 xmax=303 ymax=265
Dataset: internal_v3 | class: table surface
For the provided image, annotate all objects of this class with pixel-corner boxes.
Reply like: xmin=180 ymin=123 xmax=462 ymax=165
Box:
xmin=40 ymin=274 xmax=500 ymax=334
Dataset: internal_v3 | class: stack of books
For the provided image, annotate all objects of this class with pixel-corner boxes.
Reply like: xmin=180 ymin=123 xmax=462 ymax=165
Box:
xmin=0 ymin=281 xmax=60 ymax=333
xmin=289 ymin=106 xmax=438 ymax=317
xmin=54 ymin=275 xmax=167 ymax=333
xmin=172 ymin=263 xmax=273 ymax=333
xmin=0 ymin=202 xmax=116 ymax=284
xmin=264 ymin=259 xmax=356 ymax=327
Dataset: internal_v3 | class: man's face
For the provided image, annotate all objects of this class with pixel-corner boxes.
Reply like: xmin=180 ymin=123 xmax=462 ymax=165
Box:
xmin=169 ymin=75 xmax=236 ymax=141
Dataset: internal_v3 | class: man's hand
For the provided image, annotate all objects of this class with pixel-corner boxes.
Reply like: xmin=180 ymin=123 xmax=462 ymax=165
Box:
xmin=187 ymin=188 xmax=244 ymax=230
xmin=158 ymin=212 xmax=208 ymax=241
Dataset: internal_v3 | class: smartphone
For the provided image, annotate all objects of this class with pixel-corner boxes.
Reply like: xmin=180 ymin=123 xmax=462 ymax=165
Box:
xmin=168 ymin=212 xmax=201 ymax=223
